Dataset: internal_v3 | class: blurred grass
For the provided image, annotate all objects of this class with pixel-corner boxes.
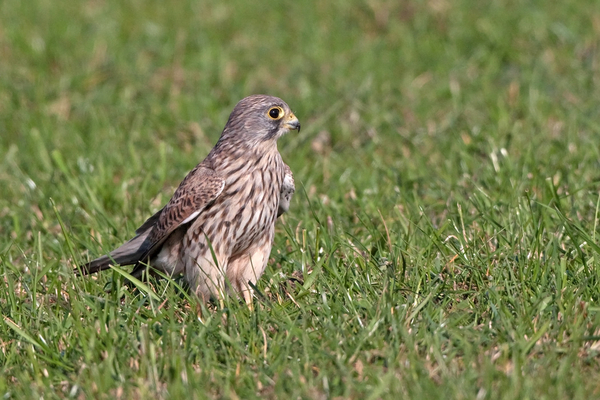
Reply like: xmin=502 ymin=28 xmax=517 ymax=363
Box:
xmin=2 ymin=0 xmax=600 ymax=398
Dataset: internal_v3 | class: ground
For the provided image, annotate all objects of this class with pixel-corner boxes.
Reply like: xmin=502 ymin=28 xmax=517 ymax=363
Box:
xmin=2 ymin=0 xmax=600 ymax=398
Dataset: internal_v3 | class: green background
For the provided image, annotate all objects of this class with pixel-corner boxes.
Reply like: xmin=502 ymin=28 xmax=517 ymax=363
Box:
xmin=2 ymin=0 xmax=600 ymax=398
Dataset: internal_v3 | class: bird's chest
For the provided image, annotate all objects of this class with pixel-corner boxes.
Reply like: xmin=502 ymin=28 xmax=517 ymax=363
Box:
xmin=202 ymin=155 xmax=283 ymax=255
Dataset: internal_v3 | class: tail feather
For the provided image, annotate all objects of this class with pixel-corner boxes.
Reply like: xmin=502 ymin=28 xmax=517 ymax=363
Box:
xmin=77 ymin=230 xmax=152 ymax=275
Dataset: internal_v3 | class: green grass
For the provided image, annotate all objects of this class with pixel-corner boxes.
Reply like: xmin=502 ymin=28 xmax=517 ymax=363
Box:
xmin=2 ymin=0 xmax=600 ymax=398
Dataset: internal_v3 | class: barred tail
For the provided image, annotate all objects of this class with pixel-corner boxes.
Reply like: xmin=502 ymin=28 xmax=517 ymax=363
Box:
xmin=76 ymin=229 xmax=152 ymax=275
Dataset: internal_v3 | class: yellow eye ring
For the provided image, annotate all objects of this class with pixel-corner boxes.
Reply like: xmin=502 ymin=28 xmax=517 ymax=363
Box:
xmin=267 ymin=106 xmax=284 ymax=120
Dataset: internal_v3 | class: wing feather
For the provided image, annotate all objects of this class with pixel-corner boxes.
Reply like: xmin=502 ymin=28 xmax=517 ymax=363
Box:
xmin=77 ymin=165 xmax=224 ymax=274
xmin=146 ymin=165 xmax=224 ymax=250
xmin=277 ymin=163 xmax=295 ymax=217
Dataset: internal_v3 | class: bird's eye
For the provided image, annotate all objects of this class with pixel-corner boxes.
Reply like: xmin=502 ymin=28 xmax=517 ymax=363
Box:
xmin=268 ymin=107 xmax=284 ymax=120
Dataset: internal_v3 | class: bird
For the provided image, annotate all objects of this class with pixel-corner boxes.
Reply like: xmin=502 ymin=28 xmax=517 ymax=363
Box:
xmin=77 ymin=94 xmax=299 ymax=303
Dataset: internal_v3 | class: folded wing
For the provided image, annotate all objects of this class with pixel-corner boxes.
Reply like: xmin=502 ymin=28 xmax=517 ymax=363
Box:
xmin=77 ymin=166 xmax=225 ymax=275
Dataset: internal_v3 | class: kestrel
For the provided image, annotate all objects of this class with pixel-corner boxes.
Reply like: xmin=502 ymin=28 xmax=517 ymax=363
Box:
xmin=77 ymin=95 xmax=299 ymax=303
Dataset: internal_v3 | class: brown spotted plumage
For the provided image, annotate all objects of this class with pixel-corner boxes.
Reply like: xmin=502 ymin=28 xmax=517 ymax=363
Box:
xmin=278 ymin=164 xmax=295 ymax=217
xmin=78 ymin=95 xmax=299 ymax=302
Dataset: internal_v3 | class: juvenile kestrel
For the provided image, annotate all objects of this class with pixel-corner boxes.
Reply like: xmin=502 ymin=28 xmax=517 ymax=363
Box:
xmin=78 ymin=95 xmax=299 ymax=303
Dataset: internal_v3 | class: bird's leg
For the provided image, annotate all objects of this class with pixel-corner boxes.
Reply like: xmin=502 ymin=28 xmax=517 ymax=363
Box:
xmin=226 ymin=241 xmax=271 ymax=306
xmin=187 ymin=254 xmax=228 ymax=303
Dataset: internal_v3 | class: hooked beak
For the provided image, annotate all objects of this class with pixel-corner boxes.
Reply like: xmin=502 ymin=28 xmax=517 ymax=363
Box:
xmin=283 ymin=112 xmax=301 ymax=132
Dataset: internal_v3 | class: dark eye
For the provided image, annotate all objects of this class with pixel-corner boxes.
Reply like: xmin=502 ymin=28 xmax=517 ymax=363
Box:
xmin=268 ymin=107 xmax=284 ymax=120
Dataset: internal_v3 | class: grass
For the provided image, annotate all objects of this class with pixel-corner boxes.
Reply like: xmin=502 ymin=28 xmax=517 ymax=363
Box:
xmin=2 ymin=0 xmax=600 ymax=398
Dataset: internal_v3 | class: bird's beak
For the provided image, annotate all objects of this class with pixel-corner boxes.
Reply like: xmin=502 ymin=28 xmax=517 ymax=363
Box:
xmin=284 ymin=112 xmax=301 ymax=133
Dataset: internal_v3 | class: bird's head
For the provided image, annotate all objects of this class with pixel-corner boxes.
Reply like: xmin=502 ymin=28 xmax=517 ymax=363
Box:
xmin=220 ymin=95 xmax=300 ymax=145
